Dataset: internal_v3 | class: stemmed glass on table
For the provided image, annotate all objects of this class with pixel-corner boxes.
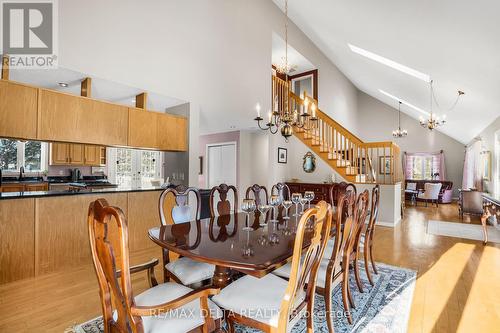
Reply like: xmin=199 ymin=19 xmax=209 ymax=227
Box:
xmin=282 ymin=200 xmax=292 ymax=220
xmin=241 ymin=199 xmax=256 ymax=231
xmin=269 ymin=195 xmax=281 ymax=223
xmin=291 ymin=193 xmax=302 ymax=217
xmin=304 ymin=191 xmax=315 ymax=209
xmin=299 ymin=196 xmax=308 ymax=215
xmin=257 ymin=204 xmax=271 ymax=227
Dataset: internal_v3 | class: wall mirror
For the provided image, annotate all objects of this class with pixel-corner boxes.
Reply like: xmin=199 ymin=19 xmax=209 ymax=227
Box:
xmin=303 ymin=152 xmax=316 ymax=173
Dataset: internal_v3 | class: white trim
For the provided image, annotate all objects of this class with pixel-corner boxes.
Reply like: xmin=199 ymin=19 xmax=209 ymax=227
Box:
xmin=205 ymin=141 xmax=237 ymax=188
xmin=290 ymin=73 xmax=315 ymax=98
xmin=376 ymin=218 xmax=402 ymax=228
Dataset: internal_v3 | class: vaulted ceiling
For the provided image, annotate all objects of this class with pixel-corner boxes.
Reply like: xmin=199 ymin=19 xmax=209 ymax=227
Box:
xmin=274 ymin=0 xmax=500 ymax=144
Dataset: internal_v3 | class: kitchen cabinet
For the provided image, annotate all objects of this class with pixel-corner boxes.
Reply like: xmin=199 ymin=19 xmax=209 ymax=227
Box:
xmin=157 ymin=114 xmax=188 ymax=151
xmin=0 ymin=80 xmax=38 ymax=140
xmin=50 ymin=143 xmax=106 ymax=166
xmin=128 ymin=108 xmax=158 ymax=149
xmin=39 ymin=89 xmax=129 ymax=146
xmin=69 ymin=144 xmax=85 ymax=165
xmin=0 ymin=182 xmax=48 ymax=193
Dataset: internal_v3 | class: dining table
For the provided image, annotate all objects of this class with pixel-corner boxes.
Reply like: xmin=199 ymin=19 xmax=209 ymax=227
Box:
xmin=148 ymin=205 xmax=318 ymax=288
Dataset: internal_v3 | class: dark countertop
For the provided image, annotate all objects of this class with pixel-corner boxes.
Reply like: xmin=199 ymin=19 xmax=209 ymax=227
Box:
xmin=0 ymin=186 xmax=165 ymax=200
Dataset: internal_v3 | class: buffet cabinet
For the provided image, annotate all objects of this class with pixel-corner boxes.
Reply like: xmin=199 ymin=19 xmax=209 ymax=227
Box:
xmin=286 ymin=182 xmax=333 ymax=204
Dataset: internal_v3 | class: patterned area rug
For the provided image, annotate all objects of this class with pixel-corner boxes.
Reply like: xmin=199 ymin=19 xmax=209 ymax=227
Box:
xmin=71 ymin=262 xmax=416 ymax=333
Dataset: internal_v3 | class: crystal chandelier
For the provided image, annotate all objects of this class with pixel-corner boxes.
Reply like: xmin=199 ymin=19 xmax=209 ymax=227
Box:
xmin=419 ymin=79 xmax=464 ymax=130
xmin=393 ymin=101 xmax=408 ymax=138
xmin=254 ymin=0 xmax=317 ymax=141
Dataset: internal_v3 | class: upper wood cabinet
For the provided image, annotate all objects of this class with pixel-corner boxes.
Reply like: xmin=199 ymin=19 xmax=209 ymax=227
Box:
xmin=38 ymin=89 xmax=128 ymax=146
xmin=0 ymin=80 xmax=38 ymax=140
xmin=50 ymin=143 xmax=106 ymax=166
xmin=128 ymin=108 xmax=158 ymax=149
xmin=128 ymin=108 xmax=188 ymax=151
xmin=157 ymin=114 xmax=188 ymax=151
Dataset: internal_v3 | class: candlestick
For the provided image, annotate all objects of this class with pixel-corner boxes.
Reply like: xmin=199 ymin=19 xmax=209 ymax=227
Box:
xmin=256 ymin=103 xmax=261 ymax=117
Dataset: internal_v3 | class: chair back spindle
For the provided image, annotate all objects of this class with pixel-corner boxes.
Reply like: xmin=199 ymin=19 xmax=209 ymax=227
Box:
xmin=245 ymin=184 xmax=269 ymax=206
xmin=278 ymin=201 xmax=332 ymax=332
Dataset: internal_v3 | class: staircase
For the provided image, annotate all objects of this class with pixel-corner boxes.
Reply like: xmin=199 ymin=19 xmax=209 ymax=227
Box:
xmin=273 ymin=75 xmax=402 ymax=184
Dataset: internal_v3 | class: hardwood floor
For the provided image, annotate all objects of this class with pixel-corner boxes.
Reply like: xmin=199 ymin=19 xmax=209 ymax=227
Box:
xmin=0 ymin=202 xmax=498 ymax=332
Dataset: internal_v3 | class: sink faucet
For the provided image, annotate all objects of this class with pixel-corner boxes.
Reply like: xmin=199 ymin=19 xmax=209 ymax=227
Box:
xmin=19 ymin=166 xmax=24 ymax=181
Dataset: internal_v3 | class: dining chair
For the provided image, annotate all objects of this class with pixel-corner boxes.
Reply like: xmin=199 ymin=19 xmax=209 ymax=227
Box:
xmin=209 ymin=183 xmax=238 ymax=217
xmin=358 ymin=185 xmax=380 ymax=286
xmin=87 ymin=198 xmax=223 ymax=333
xmin=212 ymin=201 xmax=332 ymax=333
xmin=271 ymin=182 xmax=291 ymax=201
xmin=417 ymin=182 xmax=442 ymax=207
xmin=159 ymin=186 xmax=216 ymax=286
xmin=273 ymin=191 xmax=358 ymax=329
xmin=329 ymin=181 xmax=356 ymax=207
xmin=245 ymin=184 xmax=269 ymax=206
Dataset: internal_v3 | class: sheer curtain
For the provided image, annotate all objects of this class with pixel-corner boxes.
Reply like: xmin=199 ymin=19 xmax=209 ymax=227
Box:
xmin=462 ymin=141 xmax=482 ymax=191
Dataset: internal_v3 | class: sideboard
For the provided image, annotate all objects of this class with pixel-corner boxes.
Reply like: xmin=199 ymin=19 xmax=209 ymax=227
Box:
xmin=481 ymin=193 xmax=500 ymax=244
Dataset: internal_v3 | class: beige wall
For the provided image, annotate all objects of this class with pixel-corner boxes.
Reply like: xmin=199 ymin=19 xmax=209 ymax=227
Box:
xmin=471 ymin=116 xmax=500 ymax=195
xmin=356 ymin=91 xmax=465 ymax=196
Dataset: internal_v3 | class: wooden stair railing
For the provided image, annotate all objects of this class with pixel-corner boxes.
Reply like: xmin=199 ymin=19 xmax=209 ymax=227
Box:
xmin=272 ymin=75 xmax=402 ymax=184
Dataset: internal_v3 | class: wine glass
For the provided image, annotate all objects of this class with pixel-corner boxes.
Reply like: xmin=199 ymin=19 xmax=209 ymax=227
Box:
xmin=282 ymin=200 xmax=292 ymax=220
xmin=291 ymin=193 xmax=302 ymax=216
xmin=299 ymin=196 xmax=308 ymax=215
xmin=241 ymin=199 xmax=256 ymax=231
xmin=241 ymin=230 xmax=254 ymax=257
xmin=268 ymin=221 xmax=280 ymax=245
xmin=304 ymin=191 xmax=315 ymax=209
xmin=258 ymin=204 xmax=271 ymax=227
xmin=269 ymin=195 xmax=281 ymax=223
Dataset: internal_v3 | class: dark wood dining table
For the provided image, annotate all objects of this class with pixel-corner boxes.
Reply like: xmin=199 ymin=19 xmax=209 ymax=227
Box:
xmin=148 ymin=206 xmax=316 ymax=288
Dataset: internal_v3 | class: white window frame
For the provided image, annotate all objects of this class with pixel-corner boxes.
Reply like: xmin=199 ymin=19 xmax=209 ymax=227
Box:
xmin=410 ymin=155 xmax=433 ymax=180
xmin=107 ymin=147 xmax=163 ymax=188
xmin=1 ymin=140 xmax=48 ymax=175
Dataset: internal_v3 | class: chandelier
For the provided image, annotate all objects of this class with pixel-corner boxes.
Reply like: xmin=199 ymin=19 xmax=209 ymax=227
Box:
xmin=254 ymin=0 xmax=317 ymax=141
xmin=419 ymin=79 xmax=464 ymax=130
xmin=393 ymin=101 xmax=408 ymax=138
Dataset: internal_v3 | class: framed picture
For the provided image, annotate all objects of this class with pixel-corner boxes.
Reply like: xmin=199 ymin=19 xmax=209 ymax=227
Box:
xmin=378 ymin=156 xmax=392 ymax=175
xmin=303 ymin=152 xmax=316 ymax=173
xmin=278 ymin=147 xmax=288 ymax=164
xmin=198 ymin=156 xmax=203 ymax=175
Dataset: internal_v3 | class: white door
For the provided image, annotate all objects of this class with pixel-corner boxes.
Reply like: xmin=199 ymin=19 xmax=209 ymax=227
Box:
xmin=207 ymin=143 xmax=236 ymax=188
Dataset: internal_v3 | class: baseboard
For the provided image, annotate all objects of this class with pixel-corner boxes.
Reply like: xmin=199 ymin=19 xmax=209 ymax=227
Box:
xmin=376 ymin=218 xmax=402 ymax=228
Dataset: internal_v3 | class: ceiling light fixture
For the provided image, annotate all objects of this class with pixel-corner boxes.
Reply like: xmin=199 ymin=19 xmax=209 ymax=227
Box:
xmin=58 ymin=82 xmax=69 ymax=87
xmin=349 ymin=44 xmax=431 ymax=82
xmin=392 ymin=101 xmax=408 ymax=138
xmin=379 ymin=89 xmax=429 ymax=116
xmin=253 ymin=0 xmax=318 ymax=141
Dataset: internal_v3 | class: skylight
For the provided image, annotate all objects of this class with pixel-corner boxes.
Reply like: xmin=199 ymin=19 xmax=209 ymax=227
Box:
xmin=349 ymin=44 xmax=431 ymax=83
xmin=379 ymin=89 xmax=430 ymax=116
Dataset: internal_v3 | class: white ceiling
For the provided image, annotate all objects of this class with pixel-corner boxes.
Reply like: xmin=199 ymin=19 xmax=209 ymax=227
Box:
xmin=273 ymin=0 xmax=500 ymax=144
xmin=272 ymin=33 xmax=315 ymax=74
xmin=9 ymin=67 xmax=187 ymax=111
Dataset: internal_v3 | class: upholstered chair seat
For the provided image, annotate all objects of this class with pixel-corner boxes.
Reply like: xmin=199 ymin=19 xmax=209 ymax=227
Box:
xmin=418 ymin=183 xmax=442 ymax=207
xmin=165 ymin=257 xmax=215 ymax=286
xmin=212 ymin=274 xmax=305 ymax=329
xmin=119 ymin=282 xmax=223 ymax=333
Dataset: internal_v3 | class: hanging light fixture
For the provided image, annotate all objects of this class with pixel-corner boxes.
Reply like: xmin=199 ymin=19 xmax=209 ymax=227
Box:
xmin=392 ymin=101 xmax=408 ymax=138
xmin=419 ymin=80 xmax=464 ymax=130
xmin=254 ymin=0 xmax=317 ymax=141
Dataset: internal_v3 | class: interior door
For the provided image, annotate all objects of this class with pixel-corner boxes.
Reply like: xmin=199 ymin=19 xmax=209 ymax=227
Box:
xmin=207 ymin=143 xmax=236 ymax=188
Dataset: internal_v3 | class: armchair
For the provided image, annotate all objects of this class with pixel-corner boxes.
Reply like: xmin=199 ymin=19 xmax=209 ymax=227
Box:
xmin=417 ymin=183 xmax=442 ymax=207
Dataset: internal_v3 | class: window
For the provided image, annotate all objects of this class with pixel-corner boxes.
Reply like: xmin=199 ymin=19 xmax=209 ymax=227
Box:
xmin=405 ymin=152 xmax=444 ymax=180
xmin=0 ymin=139 xmax=47 ymax=172
xmin=108 ymin=148 xmax=162 ymax=188
xmin=409 ymin=156 xmax=433 ymax=180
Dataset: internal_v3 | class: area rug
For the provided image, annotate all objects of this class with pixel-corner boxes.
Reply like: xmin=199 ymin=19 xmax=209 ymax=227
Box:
xmin=428 ymin=220 xmax=500 ymax=244
xmin=71 ymin=262 xmax=416 ymax=333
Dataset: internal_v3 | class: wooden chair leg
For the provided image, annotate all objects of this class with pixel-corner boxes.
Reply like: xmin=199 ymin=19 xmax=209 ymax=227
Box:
xmin=341 ymin=274 xmax=353 ymax=324
xmin=370 ymin=243 xmax=378 ymax=275
xmin=324 ymin=283 xmax=335 ymax=333
xmin=226 ymin=315 xmax=235 ymax=333
xmin=354 ymin=254 xmax=364 ymax=293
xmin=364 ymin=244 xmax=374 ymax=286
